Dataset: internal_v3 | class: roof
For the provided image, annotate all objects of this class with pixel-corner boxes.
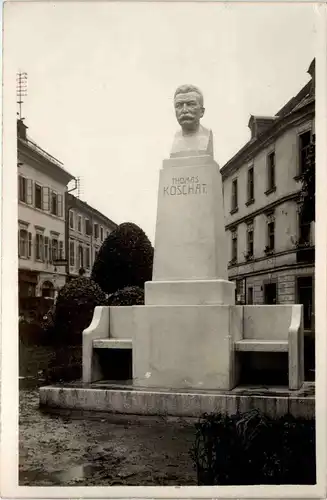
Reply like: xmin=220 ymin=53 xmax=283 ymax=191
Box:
xmin=221 ymin=59 xmax=315 ymax=177
xmin=17 ymin=121 xmax=75 ymax=183
xmin=67 ymin=193 xmax=118 ymax=229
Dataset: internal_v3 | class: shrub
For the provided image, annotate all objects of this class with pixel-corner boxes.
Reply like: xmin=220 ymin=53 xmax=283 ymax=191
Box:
xmin=107 ymin=286 xmax=144 ymax=306
xmin=91 ymin=222 xmax=154 ymax=294
xmin=190 ymin=409 xmax=316 ymax=485
xmin=41 ymin=304 xmax=56 ymax=333
xmin=54 ymin=276 xmax=106 ymax=342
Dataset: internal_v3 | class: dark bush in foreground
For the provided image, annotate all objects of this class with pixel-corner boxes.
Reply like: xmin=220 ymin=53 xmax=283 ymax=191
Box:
xmin=54 ymin=277 xmax=106 ymax=342
xmin=107 ymin=286 xmax=145 ymax=306
xmin=91 ymin=222 xmax=154 ymax=294
xmin=190 ymin=410 xmax=315 ymax=485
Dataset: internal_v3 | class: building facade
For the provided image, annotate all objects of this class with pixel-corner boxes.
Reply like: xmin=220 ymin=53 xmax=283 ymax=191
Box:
xmin=66 ymin=193 xmax=117 ymax=279
xmin=221 ymin=60 xmax=315 ymax=336
xmin=17 ymin=120 xmax=75 ymax=303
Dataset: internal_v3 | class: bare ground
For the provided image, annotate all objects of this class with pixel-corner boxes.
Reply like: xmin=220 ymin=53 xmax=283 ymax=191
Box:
xmin=19 ymin=388 xmax=198 ymax=486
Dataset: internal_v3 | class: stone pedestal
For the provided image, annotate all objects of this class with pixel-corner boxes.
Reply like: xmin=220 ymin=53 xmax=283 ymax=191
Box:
xmin=150 ymin=155 xmax=228 ymax=283
xmin=132 ymin=304 xmax=242 ymax=390
xmin=136 ymin=153 xmax=236 ymax=390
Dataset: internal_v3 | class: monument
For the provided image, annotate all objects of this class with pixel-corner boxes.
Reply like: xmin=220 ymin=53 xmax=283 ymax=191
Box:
xmin=40 ymin=86 xmax=307 ymax=418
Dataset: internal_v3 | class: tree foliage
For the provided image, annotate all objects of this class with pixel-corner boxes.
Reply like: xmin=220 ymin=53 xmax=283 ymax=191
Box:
xmin=107 ymin=286 xmax=145 ymax=306
xmin=91 ymin=222 xmax=154 ymax=295
xmin=299 ymin=137 xmax=315 ymax=224
xmin=54 ymin=276 xmax=106 ymax=341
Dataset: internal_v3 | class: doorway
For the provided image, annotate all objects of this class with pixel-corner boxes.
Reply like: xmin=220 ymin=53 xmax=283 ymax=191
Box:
xmin=264 ymin=282 xmax=277 ymax=304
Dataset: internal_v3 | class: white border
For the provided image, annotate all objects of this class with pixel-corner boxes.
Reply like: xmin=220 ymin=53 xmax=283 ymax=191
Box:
xmin=1 ymin=1 xmax=326 ymax=499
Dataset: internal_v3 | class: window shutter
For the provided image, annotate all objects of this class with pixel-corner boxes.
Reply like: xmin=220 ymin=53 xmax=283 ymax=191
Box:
xmin=59 ymin=241 xmax=64 ymax=259
xmin=49 ymin=239 xmax=52 ymax=263
xmin=43 ymin=187 xmax=50 ymax=211
xmin=27 ymin=179 xmax=33 ymax=205
xmin=18 ymin=230 xmax=20 ymax=257
xmin=58 ymin=194 xmax=63 ymax=217
xmin=28 ymin=232 xmax=32 ymax=259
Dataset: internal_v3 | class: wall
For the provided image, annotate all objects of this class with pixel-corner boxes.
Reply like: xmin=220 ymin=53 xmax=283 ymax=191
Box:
xmin=18 ymin=158 xmax=68 ymax=295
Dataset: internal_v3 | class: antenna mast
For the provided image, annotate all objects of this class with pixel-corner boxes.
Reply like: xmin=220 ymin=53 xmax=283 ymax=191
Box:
xmin=16 ymin=72 xmax=28 ymax=120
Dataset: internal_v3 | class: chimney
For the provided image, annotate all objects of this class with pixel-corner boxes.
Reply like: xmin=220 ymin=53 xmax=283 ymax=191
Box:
xmin=17 ymin=119 xmax=28 ymax=140
xmin=248 ymin=115 xmax=276 ymax=139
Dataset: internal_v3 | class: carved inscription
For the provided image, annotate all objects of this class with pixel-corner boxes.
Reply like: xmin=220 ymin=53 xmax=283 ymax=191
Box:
xmin=163 ymin=176 xmax=208 ymax=196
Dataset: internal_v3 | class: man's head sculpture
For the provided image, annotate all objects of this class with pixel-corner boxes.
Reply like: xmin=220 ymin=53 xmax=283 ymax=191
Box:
xmin=174 ymin=84 xmax=205 ymax=134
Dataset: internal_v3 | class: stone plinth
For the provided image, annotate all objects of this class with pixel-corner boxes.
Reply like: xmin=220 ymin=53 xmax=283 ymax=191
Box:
xmin=152 ymin=156 xmax=228 ymax=282
xmin=132 ymin=304 xmax=242 ymax=390
xmin=145 ymin=279 xmax=235 ymax=306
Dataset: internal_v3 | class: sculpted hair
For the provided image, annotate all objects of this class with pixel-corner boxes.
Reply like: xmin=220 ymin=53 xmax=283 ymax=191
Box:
xmin=174 ymin=85 xmax=204 ymax=107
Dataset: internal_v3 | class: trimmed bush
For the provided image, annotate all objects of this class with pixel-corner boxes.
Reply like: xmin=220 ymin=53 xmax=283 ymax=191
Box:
xmin=107 ymin=286 xmax=144 ymax=306
xmin=91 ymin=222 xmax=154 ymax=294
xmin=190 ymin=409 xmax=316 ymax=485
xmin=54 ymin=276 xmax=106 ymax=342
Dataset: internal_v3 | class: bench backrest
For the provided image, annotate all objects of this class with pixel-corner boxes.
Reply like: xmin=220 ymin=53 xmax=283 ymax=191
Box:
xmin=242 ymin=305 xmax=294 ymax=340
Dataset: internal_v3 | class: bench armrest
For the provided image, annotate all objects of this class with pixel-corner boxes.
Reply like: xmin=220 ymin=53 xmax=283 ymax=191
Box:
xmin=82 ymin=306 xmax=110 ymax=383
xmin=288 ymin=304 xmax=304 ymax=390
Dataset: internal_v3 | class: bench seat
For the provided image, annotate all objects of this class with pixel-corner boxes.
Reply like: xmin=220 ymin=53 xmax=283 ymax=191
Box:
xmin=93 ymin=338 xmax=132 ymax=349
xmin=234 ymin=339 xmax=288 ymax=352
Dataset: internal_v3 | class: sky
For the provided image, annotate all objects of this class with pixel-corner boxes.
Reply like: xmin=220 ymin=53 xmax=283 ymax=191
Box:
xmin=4 ymin=1 xmax=317 ymax=243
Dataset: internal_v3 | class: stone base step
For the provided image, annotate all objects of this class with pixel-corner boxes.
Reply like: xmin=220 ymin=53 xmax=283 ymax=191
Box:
xmin=39 ymin=381 xmax=315 ymax=419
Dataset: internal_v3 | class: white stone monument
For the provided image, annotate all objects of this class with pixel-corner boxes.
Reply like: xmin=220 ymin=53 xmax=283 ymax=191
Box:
xmin=41 ymin=85 xmax=306 ymax=418
xmin=132 ymin=85 xmax=236 ymax=390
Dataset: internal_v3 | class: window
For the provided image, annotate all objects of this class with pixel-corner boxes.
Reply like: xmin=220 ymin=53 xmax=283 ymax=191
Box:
xmin=247 ymin=224 xmax=254 ymax=258
xmin=59 ymin=241 xmax=64 ymax=260
xmin=94 ymin=223 xmax=99 ymax=239
xmin=267 ymin=220 xmax=275 ymax=251
xmin=18 ymin=176 xmax=33 ymax=204
xmin=247 ymin=287 xmax=254 ymax=305
xmin=231 ymin=230 xmax=237 ymax=262
xmin=106 ymin=230 xmax=111 ymax=239
xmin=299 ymin=130 xmax=311 ymax=175
xmin=50 ymin=192 xmax=63 ymax=216
xmin=35 ymin=233 xmax=44 ymax=261
xmin=85 ymin=218 xmax=91 ymax=236
xmin=78 ymin=245 xmax=84 ymax=269
xmin=51 ymin=238 xmax=59 ymax=262
xmin=247 ymin=167 xmax=254 ymax=202
xmin=69 ymin=210 xmax=75 ymax=229
xmin=231 ymin=179 xmax=238 ymax=211
xmin=267 ymin=152 xmax=276 ymax=191
xmin=77 ymin=215 xmax=82 ymax=233
xmin=18 ymin=229 xmax=31 ymax=258
xmin=69 ymin=240 xmax=75 ymax=267
xmin=44 ymin=237 xmax=49 ymax=262
xmin=94 ymin=249 xmax=99 ymax=262
xmin=34 ymin=183 xmax=43 ymax=209
xmin=51 ymin=191 xmax=58 ymax=215
xmin=86 ymin=247 xmax=91 ymax=269
xmin=299 ymin=212 xmax=311 ymax=246
xmin=297 ymin=276 xmax=314 ymax=330
xmin=100 ymin=226 xmax=104 ymax=242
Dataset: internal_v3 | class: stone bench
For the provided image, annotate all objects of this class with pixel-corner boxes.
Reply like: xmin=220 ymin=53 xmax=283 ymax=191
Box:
xmin=83 ymin=304 xmax=304 ymax=391
xmin=233 ymin=304 xmax=304 ymax=390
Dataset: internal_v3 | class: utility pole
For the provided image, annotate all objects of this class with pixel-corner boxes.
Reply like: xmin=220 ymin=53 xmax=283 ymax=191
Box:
xmin=16 ymin=72 xmax=28 ymax=120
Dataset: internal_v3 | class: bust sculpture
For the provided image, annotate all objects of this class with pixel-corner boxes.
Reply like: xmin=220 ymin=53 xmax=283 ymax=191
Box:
xmin=170 ymin=84 xmax=213 ymax=158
